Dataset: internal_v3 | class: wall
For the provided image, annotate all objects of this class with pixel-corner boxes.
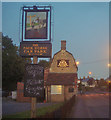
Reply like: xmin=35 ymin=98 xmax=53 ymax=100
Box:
xmin=17 ymin=82 xmax=31 ymax=102
xmin=50 ymin=50 xmax=77 ymax=73
xmin=44 ymin=68 xmax=49 ymax=86
xmin=51 ymin=85 xmax=65 ymax=102
xmin=45 ymin=86 xmax=51 ymax=102
xmin=64 ymin=86 xmax=76 ymax=101
xmin=45 ymin=85 xmax=77 ymax=102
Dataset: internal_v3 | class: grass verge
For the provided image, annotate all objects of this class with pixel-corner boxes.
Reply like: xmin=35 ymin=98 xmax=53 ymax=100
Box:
xmin=2 ymin=103 xmax=64 ymax=119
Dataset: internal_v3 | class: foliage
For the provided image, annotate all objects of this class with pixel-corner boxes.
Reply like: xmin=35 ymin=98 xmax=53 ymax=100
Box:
xmin=38 ymin=60 xmax=50 ymax=69
xmin=98 ymin=78 xmax=107 ymax=87
xmin=78 ymin=82 xmax=82 ymax=91
xmin=87 ymin=78 xmax=94 ymax=86
xmin=2 ymin=34 xmax=31 ymax=91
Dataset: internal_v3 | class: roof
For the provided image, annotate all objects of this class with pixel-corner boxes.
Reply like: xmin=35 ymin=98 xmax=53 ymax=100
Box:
xmin=80 ymin=77 xmax=94 ymax=82
xmin=52 ymin=50 xmax=78 ymax=70
xmin=45 ymin=73 xmax=77 ymax=85
xmin=82 ymin=78 xmax=89 ymax=82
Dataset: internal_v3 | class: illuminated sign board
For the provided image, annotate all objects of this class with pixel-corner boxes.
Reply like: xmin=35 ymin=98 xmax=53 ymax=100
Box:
xmin=20 ymin=42 xmax=52 ymax=57
xmin=22 ymin=6 xmax=51 ymax=42
xmin=24 ymin=64 xmax=44 ymax=97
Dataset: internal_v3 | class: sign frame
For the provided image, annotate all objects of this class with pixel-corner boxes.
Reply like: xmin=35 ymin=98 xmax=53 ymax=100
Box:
xmin=22 ymin=6 xmax=52 ymax=42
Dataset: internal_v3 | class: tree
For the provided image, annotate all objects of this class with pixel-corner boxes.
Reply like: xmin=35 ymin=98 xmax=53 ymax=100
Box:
xmin=98 ymin=78 xmax=107 ymax=87
xmin=78 ymin=81 xmax=82 ymax=91
xmin=87 ymin=78 xmax=94 ymax=86
xmin=38 ymin=60 xmax=50 ymax=69
xmin=2 ymin=34 xmax=31 ymax=91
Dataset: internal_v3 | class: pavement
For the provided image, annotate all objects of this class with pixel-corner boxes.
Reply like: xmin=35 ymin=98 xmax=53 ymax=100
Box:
xmin=68 ymin=92 xmax=109 ymax=118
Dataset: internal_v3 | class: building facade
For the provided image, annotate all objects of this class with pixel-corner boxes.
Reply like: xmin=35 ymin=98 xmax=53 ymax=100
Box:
xmin=45 ymin=40 xmax=78 ymax=102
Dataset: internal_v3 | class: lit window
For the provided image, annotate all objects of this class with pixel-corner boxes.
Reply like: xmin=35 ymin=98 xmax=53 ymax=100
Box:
xmin=57 ymin=60 xmax=69 ymax=67
xmin=51 ymin=85 xmax=62 ymax=94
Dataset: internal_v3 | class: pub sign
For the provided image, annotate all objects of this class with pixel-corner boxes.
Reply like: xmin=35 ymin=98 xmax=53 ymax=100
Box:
xmin=22 ymin=6 xmax=51 ymax=42
xmin=24 ymin=64 xmax=44 ymax=98
xmin=20 ymin=42 xmax=52 ymax=58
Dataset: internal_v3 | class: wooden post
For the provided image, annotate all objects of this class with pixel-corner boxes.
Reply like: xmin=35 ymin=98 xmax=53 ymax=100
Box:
xmin=31 ymin=56 xmax=38 ymax=118
xmin=64 ymin=86 xmax=66 ymax=101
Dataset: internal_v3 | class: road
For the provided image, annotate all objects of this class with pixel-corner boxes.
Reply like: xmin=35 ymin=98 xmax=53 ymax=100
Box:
xmin=2 ymin=99 xmax=57 ymax=115
xmin=69 ymin=93 xmax=109 ymax=118
xmin=2 ymin=92 xmax=110 ymax=118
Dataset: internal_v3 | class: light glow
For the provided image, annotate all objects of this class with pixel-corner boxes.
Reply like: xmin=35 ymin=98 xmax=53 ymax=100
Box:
xmin=76 ymin=61 xmax=80 ymax=65
xmin=108 ymin=64 xmax=111 ymax=67
xmin=89 ymin=72 xmax=92 ymax=75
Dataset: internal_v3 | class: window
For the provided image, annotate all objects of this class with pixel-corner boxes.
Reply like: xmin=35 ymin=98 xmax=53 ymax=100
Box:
xmin=57 ymin=60 xmax=69 ymax=67
xmin=69 ymin=87 xmax=74 ymax=93
xmin=51 ymin=85 xmax=62 ymax=94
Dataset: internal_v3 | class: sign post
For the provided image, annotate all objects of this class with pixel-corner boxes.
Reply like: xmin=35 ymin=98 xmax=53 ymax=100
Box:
xmin=24 ymin=57 xmax=44 ymax=118
xmin=31 ymin=56 xmax=37 ymax=118
xmin=31 ymin=97 xmax=37 ymax=118
xmin=20 ymin=5 xmax=52 ymax=118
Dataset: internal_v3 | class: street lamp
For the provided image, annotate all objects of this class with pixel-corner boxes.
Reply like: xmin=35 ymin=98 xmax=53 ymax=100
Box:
xmin=89 ymin=72 xmax=92 ymax=75
xmin=76 ymin=61 xmax=80 ymax=65
xmin=108 ymin=63 xmax=111 ymax=67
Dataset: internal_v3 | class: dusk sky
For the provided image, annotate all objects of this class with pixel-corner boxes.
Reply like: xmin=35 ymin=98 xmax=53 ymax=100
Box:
xmin=2 ymin=2 xmax=109 ymax=79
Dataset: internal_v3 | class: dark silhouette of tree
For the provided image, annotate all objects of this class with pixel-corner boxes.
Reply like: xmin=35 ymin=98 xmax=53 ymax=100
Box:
xmin=38 ymin=60 xmax=50 ymax=69
xmin=2 ymin=34 xmax=31 ymax=91
xmin=87 ymin=78 xmax=94 ymax=86
xmin=98 ymin=78 xmax=107 ymax=87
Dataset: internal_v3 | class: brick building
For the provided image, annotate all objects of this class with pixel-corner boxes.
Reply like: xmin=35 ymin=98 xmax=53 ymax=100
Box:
xmin=17 ymin=82 xmax=31 ymax=102
xmin=45 ymin=40 xmax=78 ymax=102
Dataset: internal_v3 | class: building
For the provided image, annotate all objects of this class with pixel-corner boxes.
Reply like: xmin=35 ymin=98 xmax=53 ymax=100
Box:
xmin=17 ymin=82 xmax=31 ymax=102
xmin=80 ymin=76 xmax=96 ymax=87
xmin=45 ymin=40 xmax=78 ymax=102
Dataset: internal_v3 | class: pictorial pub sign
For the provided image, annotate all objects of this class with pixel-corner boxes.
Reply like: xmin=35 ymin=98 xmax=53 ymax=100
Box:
xmin=25 ymin=10 xmax=48 ymax=39
xmin=22 ymin=6 xmax=51 ymax=42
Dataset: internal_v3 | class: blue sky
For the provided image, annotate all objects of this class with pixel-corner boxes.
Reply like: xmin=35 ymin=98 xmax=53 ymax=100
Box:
xmin=2 ymin=2 xmax=109 ymax=79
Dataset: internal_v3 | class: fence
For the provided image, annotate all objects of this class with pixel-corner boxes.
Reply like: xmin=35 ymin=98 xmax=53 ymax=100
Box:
xmin=38 ymin=95 xmax=76 ymax=118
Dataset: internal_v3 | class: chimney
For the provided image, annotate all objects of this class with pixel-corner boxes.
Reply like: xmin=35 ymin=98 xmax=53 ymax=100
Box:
xmin=61 ymin=40 xmax=66 ymax=50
